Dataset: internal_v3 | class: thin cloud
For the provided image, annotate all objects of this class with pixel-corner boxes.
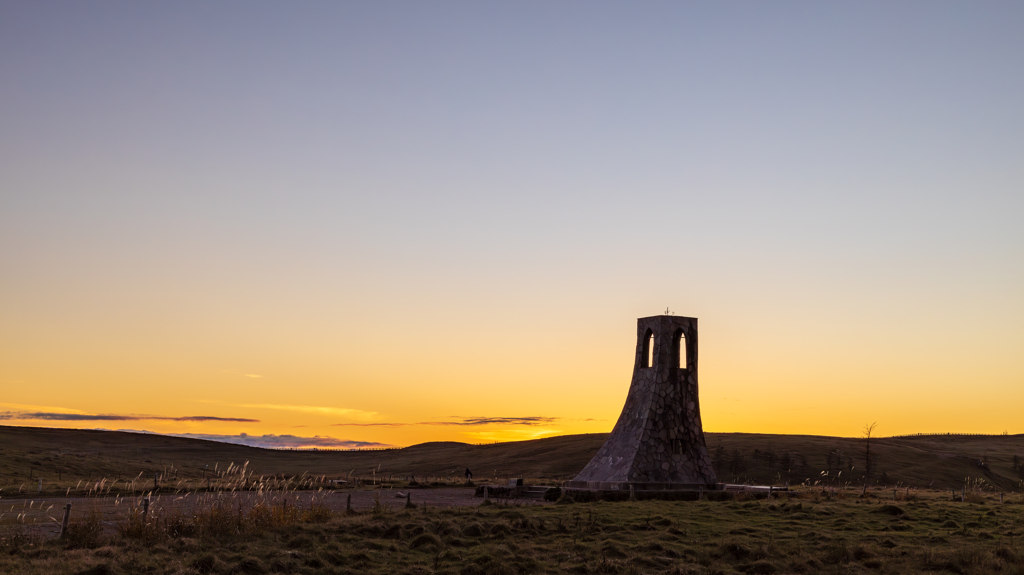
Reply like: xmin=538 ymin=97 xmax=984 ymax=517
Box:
xmin=333 ymin=422 xmax=409 ymax=427
xmin=170 ymin=416 xmax=260 ymax=422
xmin=426 ymin=416 xmax=559 ymax=426
xmin=220 ymin=370 xmax=264 ymax=379
xmin=0 ymin=411 xmax=258 ymax=423
xmin=333 ymin=417 xmax=559 ymax=427
xmin=463 ymin=428 xmax=562 ymax=442
xmin=0 ymin=402 xmax=87 ymax=414
xmin=238 ymin=404 xmax=377 ymax=420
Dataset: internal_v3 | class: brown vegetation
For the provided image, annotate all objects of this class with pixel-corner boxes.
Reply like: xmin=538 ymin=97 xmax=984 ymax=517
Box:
xmin=2 ymin=489 xmax=1024 ymax=574
xmin=2 ymin=426 xmax=1024 ymax=573
xmin=2 ymin=426 xmax=1022 ymax=495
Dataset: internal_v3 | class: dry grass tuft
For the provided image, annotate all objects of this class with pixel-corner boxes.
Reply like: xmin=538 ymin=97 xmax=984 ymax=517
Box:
xmin=62 ymin=510 xmax=104 ymax=549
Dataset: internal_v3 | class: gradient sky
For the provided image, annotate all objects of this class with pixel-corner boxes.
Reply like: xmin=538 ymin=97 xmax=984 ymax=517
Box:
xmin=2 ymin=2 xmax=1022 ymax=449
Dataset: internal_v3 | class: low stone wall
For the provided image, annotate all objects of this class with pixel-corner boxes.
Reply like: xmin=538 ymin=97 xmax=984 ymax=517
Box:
xmin=560 ymin=488 xmax=799 ymax=503
xmin=564 ymin=480 xmax=717 ymax=491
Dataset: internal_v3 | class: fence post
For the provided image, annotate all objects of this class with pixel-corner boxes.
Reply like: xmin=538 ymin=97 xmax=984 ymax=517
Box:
xmin=59 ymin=503 xmax=72 ymax=538
xmin=143 ymin=496 xmax=150 ymax=521
xmin=38 ymin=478 xmax=42 ymax=493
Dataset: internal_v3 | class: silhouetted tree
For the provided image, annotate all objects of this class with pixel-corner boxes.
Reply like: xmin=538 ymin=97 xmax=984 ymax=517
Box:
xmin=729 ymin=449 xmax=746 ymax=474
xmin=713 ymin=444 xmax=727 ymax=475
xmin=826 ymin=448 xmax=844 ymax=473
xmin=863 ymin=422 xmax=877 ymax=479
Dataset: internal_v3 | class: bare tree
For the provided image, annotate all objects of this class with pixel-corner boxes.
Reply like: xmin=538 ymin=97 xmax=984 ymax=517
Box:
xmin=863 ymin=422 xmax=878 ymax=479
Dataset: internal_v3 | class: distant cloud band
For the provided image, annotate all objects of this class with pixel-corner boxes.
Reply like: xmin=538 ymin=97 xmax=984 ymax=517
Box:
xmin=334 ymin=416 xmax=558 ymax=427
xmin=0 ymin=411 xmax=258 ymax=423
xmin=443 ymin=416 xmax=557 ymax=426
xmin=332 ymin=422 xmax=408 ymax=427
xmin=164 ymin=432 xmax=390 ymax=449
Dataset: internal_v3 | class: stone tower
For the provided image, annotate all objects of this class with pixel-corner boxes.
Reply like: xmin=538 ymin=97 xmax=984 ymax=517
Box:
xmin=569 ymin=315 xmax=717 ymax=489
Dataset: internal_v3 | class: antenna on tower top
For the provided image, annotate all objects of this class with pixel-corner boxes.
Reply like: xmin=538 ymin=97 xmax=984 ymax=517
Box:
xmin=664 ymin=307 xmax=674 ymax=315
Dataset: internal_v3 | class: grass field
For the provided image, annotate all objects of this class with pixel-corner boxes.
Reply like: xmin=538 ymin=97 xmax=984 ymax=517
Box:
xmin=2 ymin=426 xmax=1024 ymax=573
xmin=3 ymin=489 xmax=1024 ymax=574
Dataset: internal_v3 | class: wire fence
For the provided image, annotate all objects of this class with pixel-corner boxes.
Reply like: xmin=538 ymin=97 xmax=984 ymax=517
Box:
xmin=887 ymin=432 xmax=1018 ymax=438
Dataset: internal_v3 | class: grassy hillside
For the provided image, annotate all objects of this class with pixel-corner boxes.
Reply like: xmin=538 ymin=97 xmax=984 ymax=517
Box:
xmin=706 ymin=433 xmax=1024 ymax=491
xmin=2 ymin=426 xmax=1022 ymax=493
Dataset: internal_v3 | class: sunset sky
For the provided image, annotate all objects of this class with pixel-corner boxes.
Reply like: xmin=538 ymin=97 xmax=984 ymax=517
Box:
xmin=2 ymin=2 xmax=1022 ymax=449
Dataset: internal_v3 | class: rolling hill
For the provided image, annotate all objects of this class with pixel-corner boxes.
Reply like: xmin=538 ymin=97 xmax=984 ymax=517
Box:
xmin=1 ymin=425 xmax=1022 ymax=492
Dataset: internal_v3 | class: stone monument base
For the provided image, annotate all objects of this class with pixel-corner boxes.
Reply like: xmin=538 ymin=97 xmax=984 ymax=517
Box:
xmin=564 ymin=480 xmax=716 ymax=491
xmin=561 ymin=481 xmax=795 ymax=502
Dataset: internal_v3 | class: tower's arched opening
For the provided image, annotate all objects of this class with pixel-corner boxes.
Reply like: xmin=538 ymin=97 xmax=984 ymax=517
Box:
xmin=672 ymin=328 xmax=687 ymax=370
xmin=642 ymin=329 xmax=655 ymax=368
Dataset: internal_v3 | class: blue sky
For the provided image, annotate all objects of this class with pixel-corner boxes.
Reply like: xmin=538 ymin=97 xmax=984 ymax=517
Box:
xmin=2 ymin=2 xmax=1022 ymax=444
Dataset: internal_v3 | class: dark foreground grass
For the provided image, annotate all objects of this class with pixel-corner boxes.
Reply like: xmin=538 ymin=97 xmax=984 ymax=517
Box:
xmin=2 ymin=492 xmax=1024 ymax=575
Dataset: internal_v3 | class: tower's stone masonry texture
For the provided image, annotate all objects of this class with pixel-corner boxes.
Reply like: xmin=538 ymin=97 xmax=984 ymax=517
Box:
xmin=570 ymin=315 xmax=717 ymax=488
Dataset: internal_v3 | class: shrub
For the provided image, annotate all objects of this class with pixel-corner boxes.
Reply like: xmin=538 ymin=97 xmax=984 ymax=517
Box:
xmin=0 ymin=526 xmax=34 ymax=554
xmin=63 ymin=511 xmax=105 ymax=549
xmin=303 ymin=502 xmax=334 ymax=523
xmin=117 ymin=509 xmax=165 ymax=544
xmin=164 ymin=512 xmax=199 ymax=538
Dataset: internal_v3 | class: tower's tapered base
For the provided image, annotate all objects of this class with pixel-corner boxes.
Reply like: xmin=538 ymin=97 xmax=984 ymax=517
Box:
xmin=567 ymin=315 xmax=717 ymax=490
